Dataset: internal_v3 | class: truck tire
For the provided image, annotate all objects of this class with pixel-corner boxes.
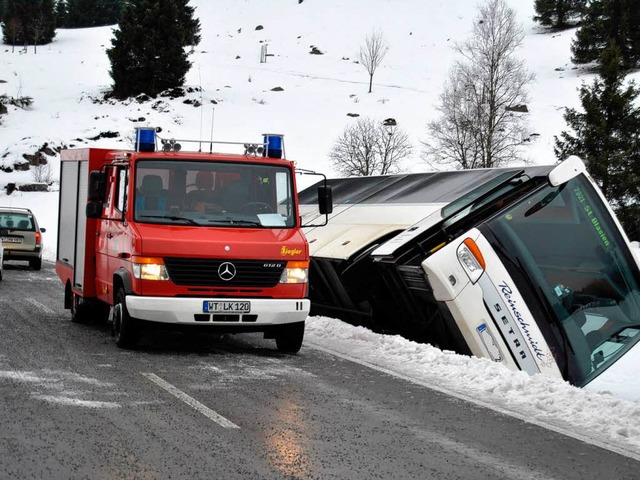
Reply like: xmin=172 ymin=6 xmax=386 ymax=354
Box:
xmin=275 ymin=322 xmax=305 ymax=353
xmin=71 ymin=293 xmax=91 ymax=324
xmin=113 ymin=288 xmax=140 ymax=349
xmin=30 ymin=258 xmax=42 ymax=270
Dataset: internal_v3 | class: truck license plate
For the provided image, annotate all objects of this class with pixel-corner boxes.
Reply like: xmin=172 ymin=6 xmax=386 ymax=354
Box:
xmin=1 ymin=237 xmax=21 ymax=244
xmin=203 ymin=301 xmax=251 ymax=313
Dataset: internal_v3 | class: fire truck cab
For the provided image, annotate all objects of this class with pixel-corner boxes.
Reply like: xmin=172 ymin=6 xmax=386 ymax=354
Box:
xmin=56 ymin=128 xmax=331 ymax=351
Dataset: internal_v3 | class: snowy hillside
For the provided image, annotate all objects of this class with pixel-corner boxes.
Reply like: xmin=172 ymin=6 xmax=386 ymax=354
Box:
xmin=2 ymin=0 xmax=628 ymax=186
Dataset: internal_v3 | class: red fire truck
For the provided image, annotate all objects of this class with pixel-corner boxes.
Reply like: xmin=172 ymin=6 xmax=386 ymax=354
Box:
xmin=56 ymin=128 xmax=331 ymax=351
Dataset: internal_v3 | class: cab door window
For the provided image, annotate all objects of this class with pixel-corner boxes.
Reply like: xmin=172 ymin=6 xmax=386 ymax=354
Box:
xmin=115 ymin=167 xmax=128 ymax=216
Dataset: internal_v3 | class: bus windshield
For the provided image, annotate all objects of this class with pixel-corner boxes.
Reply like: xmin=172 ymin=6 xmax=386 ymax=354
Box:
xmin=482 ymin=175 xmax=640 ymax=386
xmin=133 ymin=159 xmax=296 ymax=228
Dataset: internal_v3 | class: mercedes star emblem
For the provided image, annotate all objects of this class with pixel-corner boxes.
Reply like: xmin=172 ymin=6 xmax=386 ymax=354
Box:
xmin=218 ymin=262 xmax=237 ymax=281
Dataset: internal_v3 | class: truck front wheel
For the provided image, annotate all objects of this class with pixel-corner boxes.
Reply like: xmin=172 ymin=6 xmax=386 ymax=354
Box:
xmin=275 ymin=322 xmax=305 ymax=353
xmin=113 ymin=288 xmax=140 ymax=349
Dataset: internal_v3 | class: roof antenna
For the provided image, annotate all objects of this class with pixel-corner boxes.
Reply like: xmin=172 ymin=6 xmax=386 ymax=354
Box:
xmin=209 ymin=108 xmax=215 ymax=154
xmin=198 ymin=67 xmax=203 ymax=152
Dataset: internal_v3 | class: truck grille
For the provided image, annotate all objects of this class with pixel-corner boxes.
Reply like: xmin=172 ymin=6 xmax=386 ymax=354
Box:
xmin=164 ymin=258 xmax=285 ymax=287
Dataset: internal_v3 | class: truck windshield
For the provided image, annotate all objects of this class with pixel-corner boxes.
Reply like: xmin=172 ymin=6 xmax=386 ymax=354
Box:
xmin=481 ymin=175 xmax=640 ymax=386
xmin=133 ymin=159 xmax=296 ymax=228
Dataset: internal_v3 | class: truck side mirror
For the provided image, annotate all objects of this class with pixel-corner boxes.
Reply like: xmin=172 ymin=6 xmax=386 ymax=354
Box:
xmin=86 ymin=201 xmax=104 ymax=219
xmin=88 ymin=170 xmax=107 ymax=202
xmin=318 ymin=185 xmax=333 ymax=215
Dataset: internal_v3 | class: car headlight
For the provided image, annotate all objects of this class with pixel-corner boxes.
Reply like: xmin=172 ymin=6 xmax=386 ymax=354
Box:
xmin=279 ymin=261 xmax=309 ymax=284
xmin=132 ymin=256 xmax=170 ymax=281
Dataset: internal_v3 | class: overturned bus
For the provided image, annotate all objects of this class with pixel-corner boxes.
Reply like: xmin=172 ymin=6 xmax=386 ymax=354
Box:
xmin=299 ymin=157 xmax=640 ymax=387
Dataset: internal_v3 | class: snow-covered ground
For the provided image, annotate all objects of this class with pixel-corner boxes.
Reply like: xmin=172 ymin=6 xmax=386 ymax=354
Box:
xmin=2 ymin=0 xmax=640 ymax=457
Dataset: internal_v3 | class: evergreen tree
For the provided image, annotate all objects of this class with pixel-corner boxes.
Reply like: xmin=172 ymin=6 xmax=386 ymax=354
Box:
xmin=107 ymin=0 xmax=200 ymax=99
xmin=65 ymin=0 xmax=123 ymax=27
xmin=534 ymin=0 xmax=586 ymax=29
xmin=102 ymin=0 xmax=123 ymax=25
xmin=2 ymin=0 xmax=55 ymax=46
xmin=1 ymin=0 xmax=18 ymax=47
xmin=33 ymin=0 xmax=55 ymax=48
xmin=174 ymin=0 xmax=200 ymax=46
xmin=572 ymin=0 xmax=640 ymax=69
xmin=555 ymin=42 xmax=640 ymax=236
xmin=54 ymin=0 xmax=67 ymax=27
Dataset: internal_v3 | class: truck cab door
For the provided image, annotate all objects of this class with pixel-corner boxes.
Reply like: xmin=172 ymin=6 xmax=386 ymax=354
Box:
xmin=95 ymin=166 xmax=130 ymax=304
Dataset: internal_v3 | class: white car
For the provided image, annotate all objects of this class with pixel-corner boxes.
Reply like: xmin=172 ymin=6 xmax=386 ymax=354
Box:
xmin=0 ymin=206 xmax=45 ymax=270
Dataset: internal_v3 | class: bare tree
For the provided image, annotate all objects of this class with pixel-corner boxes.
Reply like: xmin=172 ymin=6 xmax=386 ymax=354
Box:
xmin=358 ymin=30 xmax=389 ymax=94
xmin=31 ymin=162 xmax=53 ymax=184
xmin=330 ymin=117 xmax=412 ymax=176
xmin=424 ymin=68 xmax=483 ymax=169
xmin=32 ymin=14 xmax=46 ymax=54
xmin=423 ymin=0 xmax=534 ymax=169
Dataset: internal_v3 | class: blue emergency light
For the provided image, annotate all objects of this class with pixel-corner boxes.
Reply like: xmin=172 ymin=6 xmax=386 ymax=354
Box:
xmin=135 ymin=127 xmax=156 ymax=152
xmin=263 ymin=133 xmax=284 ymax=159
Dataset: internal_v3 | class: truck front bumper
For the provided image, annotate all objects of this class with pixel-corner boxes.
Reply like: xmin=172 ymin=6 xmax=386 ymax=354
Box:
xmin=125 ymin=296 xmax=310 ymax=326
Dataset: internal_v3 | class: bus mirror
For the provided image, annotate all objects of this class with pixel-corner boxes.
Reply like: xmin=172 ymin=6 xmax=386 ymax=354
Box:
xmin=88 ymin=171 xmax=107 ymax=201
xmin=548 ymin=156 xmax=586 ymax=187
xmin=318 ymin=185 xmax=333 ymax=215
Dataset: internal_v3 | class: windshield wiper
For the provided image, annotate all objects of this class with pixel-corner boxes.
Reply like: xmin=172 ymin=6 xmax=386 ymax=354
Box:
xmin=205 ymin=218 xmax=262 ymax=227
xmin=524 ymin=188 xmax=562 ymax=217
xmin=230 ymin=219 xmax=262 ymax=227
xmin=606 ymin=323 xmax=640 ymax=340
xmin=139 ymin=215 xmax=199 ymax=225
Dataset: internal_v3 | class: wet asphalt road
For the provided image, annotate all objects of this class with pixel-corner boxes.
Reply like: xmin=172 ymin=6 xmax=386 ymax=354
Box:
xmin=1 ymin=261 xmax=639 ymax=480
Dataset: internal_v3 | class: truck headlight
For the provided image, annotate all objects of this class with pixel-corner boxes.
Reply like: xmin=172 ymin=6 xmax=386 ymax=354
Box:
xmin=279 ymin=261 xmax=309 ymax=284
xmin=457 ymin=238 xmax=485 ymax=284
xmin=132 ymin=256 xmax=170 ymax=281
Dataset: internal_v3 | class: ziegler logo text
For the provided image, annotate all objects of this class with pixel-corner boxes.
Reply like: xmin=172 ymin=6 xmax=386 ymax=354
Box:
xmin=281 ymin=246 xmax=302 ymax=256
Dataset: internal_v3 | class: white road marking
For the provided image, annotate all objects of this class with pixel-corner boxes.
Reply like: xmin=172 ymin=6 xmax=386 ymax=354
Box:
xmin=25 ymin=298 xmax=57 ymax=315
xmin=33 ymin=395 xmax=121 ymax=409
xmin=142 ymin=372 xmax=240 ymax=429
xmin=0 ymin=369 xmax=121 ymax=408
